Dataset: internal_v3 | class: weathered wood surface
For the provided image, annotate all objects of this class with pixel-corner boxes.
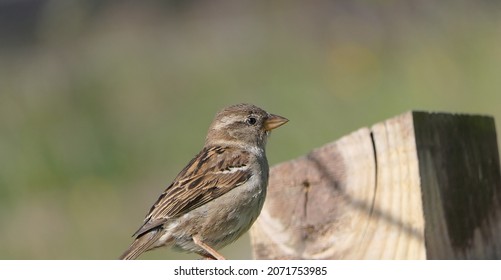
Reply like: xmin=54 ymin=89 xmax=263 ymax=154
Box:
xmin=250 ymin=111 xmax=501 ymax=259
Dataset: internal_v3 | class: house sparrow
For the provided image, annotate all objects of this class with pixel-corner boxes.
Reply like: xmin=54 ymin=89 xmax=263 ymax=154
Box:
xmin=119 ymin=103 xmax=288 ymax=260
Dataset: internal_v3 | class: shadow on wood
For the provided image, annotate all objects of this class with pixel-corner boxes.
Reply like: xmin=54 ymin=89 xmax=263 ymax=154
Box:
xmin=250 ymin=111 xmax=501 ymax=259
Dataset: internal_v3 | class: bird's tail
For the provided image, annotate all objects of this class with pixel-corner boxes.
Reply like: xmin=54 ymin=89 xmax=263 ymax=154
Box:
xmin=119 ymin=231 xmax=163 ymax=260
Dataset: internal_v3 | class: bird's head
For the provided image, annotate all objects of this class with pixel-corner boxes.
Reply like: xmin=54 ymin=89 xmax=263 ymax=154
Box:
xmin=205 ymin=103 xmax=288 ymax=149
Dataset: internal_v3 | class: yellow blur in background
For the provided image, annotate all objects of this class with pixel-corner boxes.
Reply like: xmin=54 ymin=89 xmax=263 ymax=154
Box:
xmin=1 ymin=0 xmax=500 ymax=259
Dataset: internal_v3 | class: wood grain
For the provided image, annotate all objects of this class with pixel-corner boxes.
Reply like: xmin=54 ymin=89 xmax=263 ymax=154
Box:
xmin=250 ymin=111 xmax=501 ymax=259
xmin=414 ymin=112 xmax=501 ymax=259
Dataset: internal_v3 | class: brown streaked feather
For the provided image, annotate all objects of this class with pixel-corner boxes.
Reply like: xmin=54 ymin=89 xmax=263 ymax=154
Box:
xmin=132 ymin=146 xmax=252 ymax=238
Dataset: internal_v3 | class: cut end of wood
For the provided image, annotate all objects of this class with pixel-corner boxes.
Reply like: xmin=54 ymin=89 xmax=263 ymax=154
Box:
xmin=250 ymin=111 xmax=501 ymax=259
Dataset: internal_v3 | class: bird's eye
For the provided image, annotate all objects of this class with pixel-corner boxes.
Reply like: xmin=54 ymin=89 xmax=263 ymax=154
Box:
xmin=246 ymin=117 xmax=257 ymax=125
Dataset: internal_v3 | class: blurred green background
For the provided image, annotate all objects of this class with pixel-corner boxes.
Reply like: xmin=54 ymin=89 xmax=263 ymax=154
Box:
xmin=1 ymin=0 xmax=500 ymax=259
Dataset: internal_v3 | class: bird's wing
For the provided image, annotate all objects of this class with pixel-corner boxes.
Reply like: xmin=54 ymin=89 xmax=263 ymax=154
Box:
xmin=132 ymin=146 xmax=253 ymax=237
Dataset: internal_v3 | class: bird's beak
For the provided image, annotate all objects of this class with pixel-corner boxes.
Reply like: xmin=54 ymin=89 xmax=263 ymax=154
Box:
xmin=264 ymin=114 xmax=289 ymax=131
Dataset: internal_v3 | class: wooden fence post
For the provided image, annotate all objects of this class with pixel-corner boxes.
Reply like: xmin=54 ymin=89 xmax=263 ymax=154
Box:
xmin=250 ymin=111 xmax=501 ymax=259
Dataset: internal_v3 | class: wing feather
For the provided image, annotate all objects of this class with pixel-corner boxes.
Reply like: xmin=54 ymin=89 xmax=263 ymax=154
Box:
xmin=132 ymin=146 xmax=252 ymax=237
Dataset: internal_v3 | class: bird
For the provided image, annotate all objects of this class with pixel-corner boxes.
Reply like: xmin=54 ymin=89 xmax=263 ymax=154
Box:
xmin=119 ymin=103 xmax=288 ymax=260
